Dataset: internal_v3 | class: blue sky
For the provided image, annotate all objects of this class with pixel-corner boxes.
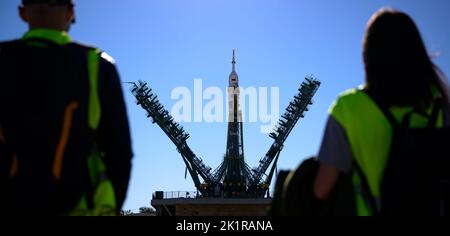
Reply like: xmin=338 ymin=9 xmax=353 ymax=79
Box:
xmin=1 ymin=0 xmax=449 ymax=212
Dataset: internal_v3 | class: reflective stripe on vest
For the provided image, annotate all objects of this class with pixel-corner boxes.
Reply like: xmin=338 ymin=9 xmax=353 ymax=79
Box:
xmin=87 ymin=49 xmax=101 ymax=130
xmin=329 ymin=88 xmax=444 ymax=216
xmin=70 ymin=49 xmax=116 ymax=216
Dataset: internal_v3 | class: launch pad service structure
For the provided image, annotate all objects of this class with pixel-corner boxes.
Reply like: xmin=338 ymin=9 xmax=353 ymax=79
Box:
xmin=130 ymin=50 xmax=320 ymax=216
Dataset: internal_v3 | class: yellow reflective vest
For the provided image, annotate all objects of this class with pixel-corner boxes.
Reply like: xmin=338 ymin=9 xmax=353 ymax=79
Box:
xmin=329 ymin=87 xmax=444 ymax=215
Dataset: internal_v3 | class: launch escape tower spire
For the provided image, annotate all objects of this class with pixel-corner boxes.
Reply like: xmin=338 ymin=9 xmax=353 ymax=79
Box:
xmin=131 ymin=50 xmax=321 ymax=198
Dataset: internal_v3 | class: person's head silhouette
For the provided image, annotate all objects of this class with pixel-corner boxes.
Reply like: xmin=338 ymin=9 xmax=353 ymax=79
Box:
xmin=19 ymin=0 xmax=75 ymax=32
xmin=363 ymin=8 xmax=449 ymax=107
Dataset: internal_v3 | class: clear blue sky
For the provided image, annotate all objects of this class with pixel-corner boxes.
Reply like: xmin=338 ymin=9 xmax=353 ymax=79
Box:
xmin=1 ymin=0 xmax=449 ymax=212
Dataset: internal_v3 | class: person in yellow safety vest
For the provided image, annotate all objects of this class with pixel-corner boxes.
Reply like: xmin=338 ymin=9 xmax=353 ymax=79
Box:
xmin=313 ymin=8 xmax=450 ymax=216
xmin=0 ymin=0 xmax=133 ymax=215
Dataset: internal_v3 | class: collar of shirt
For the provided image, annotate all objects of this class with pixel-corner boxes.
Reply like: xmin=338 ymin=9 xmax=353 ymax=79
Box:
xmin=22 ymin=28 xmax=72 ymax=46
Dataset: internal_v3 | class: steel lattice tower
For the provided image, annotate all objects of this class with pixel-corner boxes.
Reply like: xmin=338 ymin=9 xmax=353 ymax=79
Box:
xmin=130 ymin=50 xmax=321 ymax=198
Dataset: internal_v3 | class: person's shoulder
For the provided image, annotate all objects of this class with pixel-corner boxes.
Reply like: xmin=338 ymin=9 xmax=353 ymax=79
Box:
xmin=99 ymin=51 xmax=116 ymax=65
xmin=0 ymin=39 xmax=25 ymax=49
xmin=69 ymin=41 xmax=116 ymax=65
xmin=329 ymin=86 xmax=368 ymax=116
xmin=0 ymin=39 xmax=15 ymax=45
xmin=69 ymin=41 xmax=96 ymax=49
xmin=0 ymin=40 xmax=30 ymax=58
xmin=336 ymin=87 xmax=366 ymax=102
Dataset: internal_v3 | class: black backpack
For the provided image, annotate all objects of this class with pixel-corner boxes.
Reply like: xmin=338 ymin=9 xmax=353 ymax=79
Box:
xmin=363 ymin=93 xmax=450 ymax=215
xmin=268 ymin=157 xmax=355 ymax=216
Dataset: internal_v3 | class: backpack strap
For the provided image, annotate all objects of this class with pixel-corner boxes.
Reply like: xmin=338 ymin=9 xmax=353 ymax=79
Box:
xmin=365 ymin=89 xmax=442 ymax=129
xmin=399 ymin=98 xmax=443 ymax=129
xmin=353 ymin=160 xmax=380 ymax=215
xmin=428 ymin=98 xmax=443 ymax=128
xmin=364 ymin=89 xmax=399 ymax=128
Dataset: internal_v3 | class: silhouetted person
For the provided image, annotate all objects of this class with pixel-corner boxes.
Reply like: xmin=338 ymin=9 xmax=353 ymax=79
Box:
xmin=0 ymin=0 xmax=132 ymax=215
xmin=314 ymin=8 xmax=450 ymax=215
